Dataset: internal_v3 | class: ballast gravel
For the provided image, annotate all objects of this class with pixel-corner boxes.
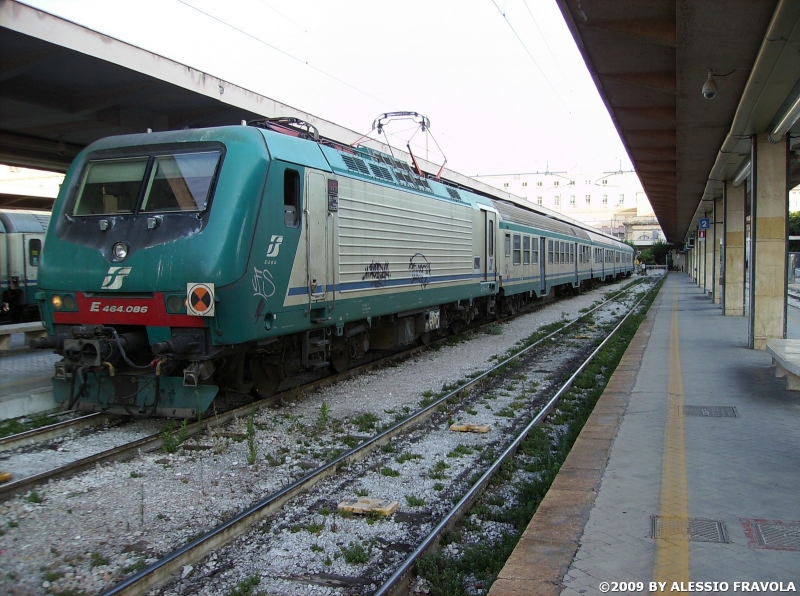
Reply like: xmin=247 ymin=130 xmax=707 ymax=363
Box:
xmin=0 ymin=279 xmax=638 ymax=596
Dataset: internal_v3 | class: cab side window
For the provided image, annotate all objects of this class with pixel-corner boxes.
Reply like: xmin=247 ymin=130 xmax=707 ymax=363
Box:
xmin=284 ymin=169 xmax=300 ymax=227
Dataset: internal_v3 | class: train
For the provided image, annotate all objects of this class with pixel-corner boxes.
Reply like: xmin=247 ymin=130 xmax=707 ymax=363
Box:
xmin=30 ymin=121 xmax=634 ymax=418
xmin=1 ymin=209 xmax=50 ymax=323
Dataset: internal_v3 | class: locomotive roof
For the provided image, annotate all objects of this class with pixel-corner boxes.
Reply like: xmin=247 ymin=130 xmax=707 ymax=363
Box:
xmin=0 ymin=209 xmax=50 ymax=233
xmin=490 ymin=199 xmax=591 ymax=241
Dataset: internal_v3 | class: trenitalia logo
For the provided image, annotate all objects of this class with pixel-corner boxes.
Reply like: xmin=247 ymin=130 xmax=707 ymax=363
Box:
xmin=101 ymin=266 xmax=133 ymax=290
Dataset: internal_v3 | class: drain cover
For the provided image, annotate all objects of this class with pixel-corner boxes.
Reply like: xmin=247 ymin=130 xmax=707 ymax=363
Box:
xmin=742 ymin=519 xmax=800 ymax=551
xmin=682 ymin=406 xmax=738 ymax=417
xmin=651 ymin=516 xmax=729 ymax=543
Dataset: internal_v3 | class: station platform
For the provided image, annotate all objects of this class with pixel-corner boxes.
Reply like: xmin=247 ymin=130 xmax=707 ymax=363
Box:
xmin=0 ymin=346 xmax=58 ymax=420
xmin=489 ymin=273 xmax=800 ymax=596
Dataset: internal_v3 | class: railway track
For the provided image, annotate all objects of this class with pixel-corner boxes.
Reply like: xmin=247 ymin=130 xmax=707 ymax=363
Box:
xmin=0 ymin=280 xmax=623 ymax=501
xmin=0 ymin=412 xmax=112 ymax=452
xmin=97 ymin=278 xmax=653 ymax=596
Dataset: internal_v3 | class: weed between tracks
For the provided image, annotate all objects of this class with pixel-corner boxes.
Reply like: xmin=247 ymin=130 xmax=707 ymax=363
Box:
xmin=416 ymin=278 xmax=662 ymax=596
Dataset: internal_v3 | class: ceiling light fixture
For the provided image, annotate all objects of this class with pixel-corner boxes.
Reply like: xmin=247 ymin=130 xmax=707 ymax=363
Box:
xmin=768 ymin=82 xmax=800 ymax=143
xmin=731 ymin=157 xmax=751 ymax=187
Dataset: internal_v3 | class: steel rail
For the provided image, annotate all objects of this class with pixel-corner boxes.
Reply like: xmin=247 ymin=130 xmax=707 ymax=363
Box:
xmin=373 ymin=280 xmax=659 ymax=596
xmin=0 ymin=412 xmax=112 ymax=452
xmin=100 ymin=279 xmax=646 ymax=596
xmin=0 ymin=279 xmax=636 ymax=498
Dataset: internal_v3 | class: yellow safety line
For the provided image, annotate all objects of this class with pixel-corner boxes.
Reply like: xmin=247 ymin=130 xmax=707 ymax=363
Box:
xmin=653 ymin=281 xmax=690 ymax=592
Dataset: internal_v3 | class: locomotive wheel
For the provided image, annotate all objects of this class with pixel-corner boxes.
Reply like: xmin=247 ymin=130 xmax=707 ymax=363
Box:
xmin=250 ymin=355 xmax=282 ymax=398
xmin=329 ymin=348 xmax=351 ymax=374
xmin=419 ymin=331 xmax=432 ymax=346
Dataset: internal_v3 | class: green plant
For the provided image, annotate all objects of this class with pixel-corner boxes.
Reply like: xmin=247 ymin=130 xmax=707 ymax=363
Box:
xmin=447 ymin=444 xmax=474 ymax=458
xmin=122 ymin=559 xmax=146 ymax=574
xmin=433 ymin=483 xmax=444 ymax=491
xmin=405 ymin=495 xmax=425 ymax=507
xmin=246 ymin=413 xmax=257 ymax=465
xmin=90 ymin=551 xmax=109 ymax=568
xmin=381 ymin=467 xmax=400 ymax=477
xmin=341 ymin=541 xmax=370 ymax=565
xmin=396 ymin=452 xmax=422 ymax=464
xmin=342 ymin=435 xmax=360 ymax=448
xmin=162 ymin=422 xmax=179 ymax=453
xmin=26 ymin=491 xmax=42 ymax=504
xmin=353 ymin=412 xmax=379 ymax=432
xmin=43 ymin=569 xmax=64 ymax=582
xmin=429 ymin=460 xmax=450 ymax=480
xmin=316 ymin=402 xmax=331 ymax=427
xmin=229 ymin=575 xmax=260 ymax=596
xmin=310 ymin=544 xmax=324 ymax=553
xmin=355 ymin=488 xmax=369 ymax=497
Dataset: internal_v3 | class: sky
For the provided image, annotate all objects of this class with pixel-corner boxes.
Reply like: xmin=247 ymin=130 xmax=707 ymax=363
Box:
xmin=22 ymin=0 xmax=633 ymax=178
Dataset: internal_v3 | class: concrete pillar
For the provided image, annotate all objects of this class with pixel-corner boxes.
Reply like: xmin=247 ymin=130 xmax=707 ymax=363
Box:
xmin=698 ymin=222 xmax=706 ymax=289
xmin=724 ymin=181 xmax=745 ymax=315
xmin=748 ymin=133 xmax=788 ymax=350
xmin=705 ymin=208 xmax=715 ymax=298
xmin=714 ymin=195 xmax=723 ymax=303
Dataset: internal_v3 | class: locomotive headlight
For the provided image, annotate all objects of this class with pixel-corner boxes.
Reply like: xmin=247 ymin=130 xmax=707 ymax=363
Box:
xmin=51 ymin=295 xmax=63 ymax=310
xmin=112 ymin=242 xmax=128 ymax=260
xmin=62 ymin=294 xmax=77 ymax=311
xmin=167 ymin=295 xmax=184 ymax=313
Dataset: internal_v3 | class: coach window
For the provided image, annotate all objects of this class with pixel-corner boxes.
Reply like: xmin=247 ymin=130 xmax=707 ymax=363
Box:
xmin=570 ymin=244 xmax=574 ymax=263
xmin=29 ymin=239 xmax=42 ymax=267
xmin=561 ymin=241 xmax=566 ymax=264
xmin=548 ymin=240 xmax=553 ymax=264
xmin=513 ymin=234 xmax=521 ymax=265
xmin=532 ymin=238 xmax=539 ymax=264
xmin=505 ymin=233 xmax=511 ymax=257
xmin=523 ymin=236 xmax=530 ymax=265
xmin=488 ymin=225 xmax=494 ymax=257
xmin=284 ymin=169 xmax=300 ymax=227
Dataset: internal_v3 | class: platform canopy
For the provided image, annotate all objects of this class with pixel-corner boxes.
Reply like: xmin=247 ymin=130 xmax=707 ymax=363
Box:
xmin=556 ymin=0 xmax=800 ymax=243
xmin=1 ymin=0 xmax=600 ymax=230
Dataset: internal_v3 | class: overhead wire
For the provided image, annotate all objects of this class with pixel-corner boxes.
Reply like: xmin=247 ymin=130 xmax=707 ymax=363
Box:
xmin=489 ymin=0 xmax=570 ymax=111
xmin=521 ymin=0 xmax=571 ymax=91
xmin=175 ymin=0 xmax=390 ymax=107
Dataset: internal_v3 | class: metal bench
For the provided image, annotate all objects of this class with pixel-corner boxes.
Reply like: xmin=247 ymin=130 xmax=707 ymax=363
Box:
xmin=765 ymin=339 xmax=800 ymax=390
xmin=0 ymin=322 xmax=46 ymax=352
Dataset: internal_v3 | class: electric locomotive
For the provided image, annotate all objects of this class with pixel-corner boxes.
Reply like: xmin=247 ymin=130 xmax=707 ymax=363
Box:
xmin=32 ymin=121 xmax=633 ymax=418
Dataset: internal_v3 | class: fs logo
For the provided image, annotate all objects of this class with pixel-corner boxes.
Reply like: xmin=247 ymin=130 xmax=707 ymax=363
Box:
xmin=101 ymin=266 xmax=132 ymax=290
xmin=266 ymin=235 xmax=284 ymax=258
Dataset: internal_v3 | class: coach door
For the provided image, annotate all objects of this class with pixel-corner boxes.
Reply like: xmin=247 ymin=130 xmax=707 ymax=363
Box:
xmin=481 ymin=209 xmax=497 ymax=282
xmin=306 ymin=171 xmax=332 ymax=302
xmin=22 ymin=235 xmax=43 ymax=305
xmin=539 ymin=237 xmax=546 ymax=290
xmin=573 ymin=243 xmax=578 ymax=285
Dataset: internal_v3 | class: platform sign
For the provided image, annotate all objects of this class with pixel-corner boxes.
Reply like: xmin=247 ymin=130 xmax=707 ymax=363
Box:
xmin=699 ymin=218 xmax=710 ymax=230
xmin=698 ymin=229 xmax=706 ymax=240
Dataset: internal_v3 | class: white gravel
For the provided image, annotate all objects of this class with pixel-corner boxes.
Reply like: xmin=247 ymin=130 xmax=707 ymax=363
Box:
xmin=0 ymin=279 xmax=641 ymax=596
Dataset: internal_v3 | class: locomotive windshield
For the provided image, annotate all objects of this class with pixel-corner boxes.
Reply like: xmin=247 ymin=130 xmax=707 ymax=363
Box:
xmin=72 ymin=151 xmax=221 ymax=216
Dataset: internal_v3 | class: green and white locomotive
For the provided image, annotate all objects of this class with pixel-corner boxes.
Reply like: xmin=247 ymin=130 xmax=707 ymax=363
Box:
xmin=32 ymin=121 xmax=633 ymax=417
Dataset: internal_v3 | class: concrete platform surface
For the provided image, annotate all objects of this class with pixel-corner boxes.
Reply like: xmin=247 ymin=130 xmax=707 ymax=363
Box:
xmin=0 ymin=347 xmax=58 ymax=419
xmin=489 ymin=273 xmax=800 ymax=596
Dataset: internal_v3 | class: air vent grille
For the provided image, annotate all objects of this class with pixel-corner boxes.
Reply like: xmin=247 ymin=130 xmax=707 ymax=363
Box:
xmin=446 ymin=187 xmax=462 ymax=201
xmin=369 ymin=164 xmax=394 ymax=182
xmin=341 ymin=154 xmax=370 ymax=176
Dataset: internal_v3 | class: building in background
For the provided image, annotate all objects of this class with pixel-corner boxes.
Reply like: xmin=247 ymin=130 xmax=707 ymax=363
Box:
xmin=475 ymin=168 xmax=664 ymax=248
xmin=0 ymin=165 xmax=63 ymax=210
